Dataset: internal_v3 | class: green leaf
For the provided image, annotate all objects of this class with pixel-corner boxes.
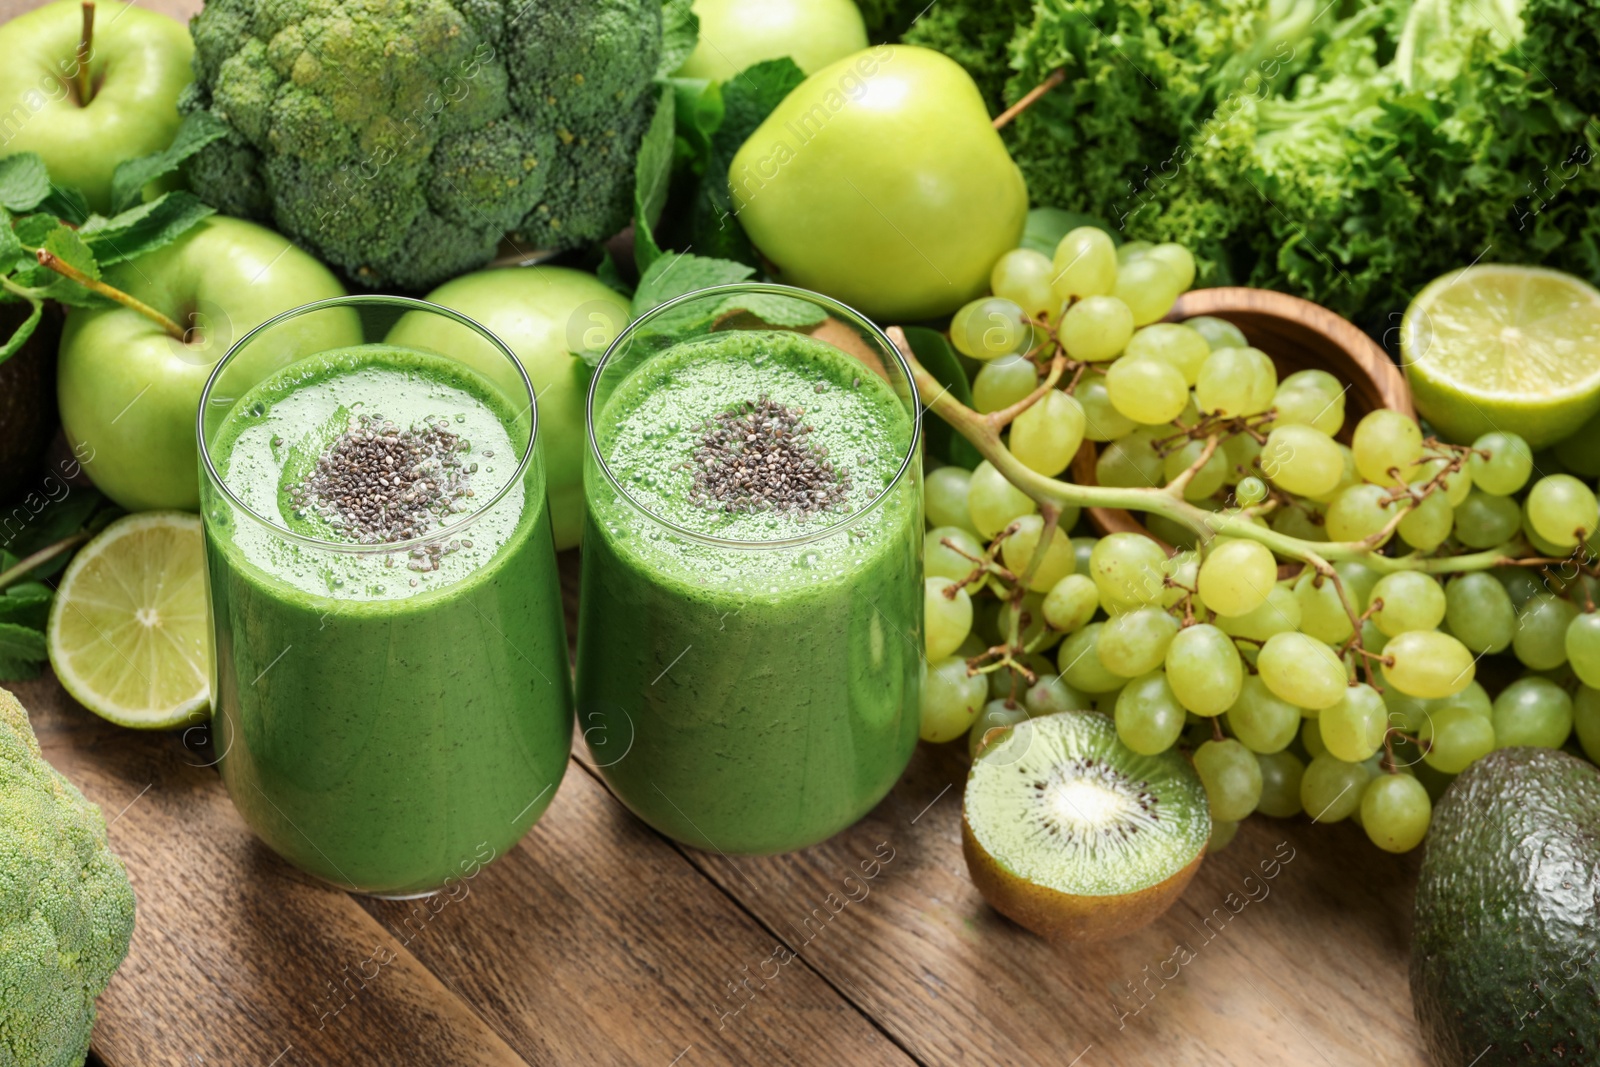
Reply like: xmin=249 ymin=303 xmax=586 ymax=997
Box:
xmin=79 ymin=191 xmax=214 ymax=265
xmin=715 ymin=291 xmax=828 ymax=326
xmin=1019 ymin=207 xmax=1121 ymax=257
xmin=669 ymin=77 xmax=725 ymax=158
xmin=43 ymin=225 xmax=99 ymax=283
xmin=110 ymin=110 xmax=232 ymax=213
xmin=0 ymin=154 xmax=50 ymax=212
xmin=633 ymin=85 xmax=677 ymax=273
xmin=0 ymin=206 xmax=19 ymax=264
xmin=631 ymin=251 xmax=755 ymax=320
xmin=899 ymin=326 xmax=980 ymax=468
xmin=0 ymin=294 xmax=42 ymax=369
xmin=0 ymin=623 xmax=47 ymax=681
xmin=39 ymin=183 xmax=91 ymax=225
xmin=715 ymin=58 xmax=806 ymax=154
xmin=13 ymin=212 xmax=57 ymax=247
xmin=658 ymin=0 xmax=699 ymax=79
xmin=596 ymin=250 xmax=632 ymax=297
xmin=0 ymin=589 xmax=51 ymax=631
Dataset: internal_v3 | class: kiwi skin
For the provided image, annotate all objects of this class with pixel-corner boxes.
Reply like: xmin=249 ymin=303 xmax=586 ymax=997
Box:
xmin=962 ymin=822 xmax=1206 ymax=942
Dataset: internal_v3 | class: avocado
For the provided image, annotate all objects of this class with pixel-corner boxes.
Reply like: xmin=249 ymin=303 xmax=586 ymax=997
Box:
xmin=0 ymin=301 xmax=60 ymax=505
xmin=1411 ymin=747 xmax=1600 ymax=1066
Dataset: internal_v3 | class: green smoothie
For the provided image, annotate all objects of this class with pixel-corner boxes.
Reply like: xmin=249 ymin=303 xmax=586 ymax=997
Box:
xmin=577 ymin=329 xmax=921 ymax=854
xmin=203 ymin=343 xmax=572 ymax=896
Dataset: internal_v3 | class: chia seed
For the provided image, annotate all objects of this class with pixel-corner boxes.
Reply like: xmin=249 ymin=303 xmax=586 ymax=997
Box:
xmin=687 ymin=395 xmax=851 ymax=517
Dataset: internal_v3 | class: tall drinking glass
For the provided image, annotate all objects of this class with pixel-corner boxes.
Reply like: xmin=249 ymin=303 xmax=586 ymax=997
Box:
xmin=198 ymin=296 xmax=573 ymax=897
xmin=577 ymin=284 xmax=922 ymax=854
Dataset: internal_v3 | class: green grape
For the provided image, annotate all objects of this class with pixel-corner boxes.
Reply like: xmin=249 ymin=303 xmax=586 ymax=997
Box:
xmin=1361 ymin=774 xmax=1431 ymax=852
xmin=1351 ymin=409 xmax=1423 ymax=486
xmin=1514 ymin=593 xmax=1579 ymax=670
xmin=1271 ymin=504 xmax=1330 ymax=543
xmin=1115 ymin=671 xmax=1187 ymax=754
xmin=1010 ymin=390 xmax=1086 ymax=476
xmin=1057 ymin=622 xmax=1126 ymax=693
xmin=1050 ymin=226 xmax=1118 ymax=301
xmin=1195 ymin=346 xmax=1276 ymax=417
xmin=1257 ymin=632 xmax=1348 ymax=710
xmin=1453 ymin=489 xmax=1523 ymax=548
xmin=1162 ymin=439 xmax=1230 ymax=501
xmin=1259 ymin=424 xmax=1345 ymax=498
xmin=1555 ymin=413 xmax=1600 ymax=477
xmin=1307 ymin=443 xmax=1360 ymax=505
xmin=1106 ymin=357 xmax=1189 ymax=425
xmin=999 ymin=514 xmax=1077 ymax=593
xmin=1325 ymin=484 xmax=1399 ymax=544
xmin=1292 ymin=570 xmax=1355 ymax=645
xmin=1097 ymin=607 xmax=1180 ymax=677
xmin=1149 ymin=513 xmax=1202 ymax=552
xmin=1218 ymin=583 xmax=1301 ymax=642
xmin=1368 ymin=572 xmax=1447 ymax=637
xmin=950 ymin=297 xmax=1031 ymax=360
xmin=1383 ymin=688 xmax=1433 ymax=734
xmin=1093 ymin=687 xmax=1126 ymax=717
xmin=967 ymin=460 xmax=1037 ymax=538
xmin=1494 ymin=566 xmax=1544 ymax=609
xmin=1575 ymin=685 xmax=1600 ymax=762
xmin=1385 ymin=631 xmax=1475 ymax=699
xmin=1419 ymin=706 xmax=1496 ymax=773
xmin=968 ymin=698 xmax=1030 ymax=758
xmin=1318 ymin=683 xmax=1387 ymax=762
xmin=1270 ymin=369 xmax=1346 ymax=436
xmin=1090 ymin=532 xmax=1168 ymax=609
xmin=1071 ymin=537 xmax=1097 ymax=576
xmin=1408 ymin=456 xmax=1473 ymax=507
xmin=1194 ymin=738 xmax=1263 ymax=822
xmin=1525 ymin=474 xmax=1599 ymax=548
xmin=1208 ymin=820 xmax=1240 ymax=851
xmin=1060 ymin=295 xmax=1135 ymax=361
xmin=1123 ymin=323 xmax=1211 ymax=385
xmin=1443 ymin=573 xmax=1515 ymax=654
xmin=1302 ymin=717 xmax=1329 ymax=759
xmin=1043 ymin=573 xmax=1100 ymax=633
xmin=989 ymin=656 xmax=1052 ymax=699
xmin=1397 ymin=488 xmax=1454 ymax=552
xmin=925 ymin=466 xmax=976 ymax=532
xmin=998 ymin=591 xmax=1055 ymax=651
xmin=1197 ymin=539 xmax=1277 ymax=618
xmin=1568 ymin=612 xmax=1600 ymax=687
xmin=1221 ymin=430 xmax=1264 ymax=483
xmin=972 ymin=354 xmax=1039 ymax=414
xmin=1360 ymin=618 xmax=1389 ymax=659
xmin=1185 ymin=315 xmax=1248 ymax=350
xmin=920 ymin=656 xmax=987 ymax=743
xmin=1025 ymin=673 xmax=1091 ymax=716
xmin=1336 ymin=559 xmax=1379 ymax=609
xmin=1226 ymin=675 xmax=1301 ymax=754
xmin=1116 ymin=240 xmax=1153 ymax=264
xmin=1236 ymin=476 xmax=1267 ymax=506
xmin=1076 ymin=376 xmax=1139 ymax=441
xmin=1467 ymin=431 xmax=1534 ymax=495
xmin=1164 ymin=623 xmax=1244 ymax=715
xmin=1095 ymin=429 xmax=1164 ymax=489
xmin=925 ymin=527 xmax=986 ymax=595
xmin=1444 ymin=680 xmax=1493 ymax=719
xmin=1301 ymin=754 xmax=1369 ymax=823
xmin=1110 ymin=255 xmax=1183 ymax=326
xmin=1521 ymin=503 xmax=1575 ymax=557
xmin=924 ymin=577 xmax=974 ymax=659
xmin=1491 ymin=676 xmax=1574 ymax=749
xmin=990 ymin=248 xmax=1057 ymax=320
xmin=1255 ymin=751 xmax=1305 ymax=817
xmin=1143 ymin=242 xmax=1196 ymax=291
xmin=1159 ymin=550 xmax=1202 ymax=607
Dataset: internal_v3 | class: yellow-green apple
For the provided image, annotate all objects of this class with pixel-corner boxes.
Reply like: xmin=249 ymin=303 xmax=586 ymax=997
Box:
xmin=676 ymin=0 xmax=868 ymax=80
xmin=388 ymin=266 xmax=630 ymax=550
xmin=0 ymin=0 xmax=192 ymax=212
xmin=58 ymin=217 xmax=357 ymax=512
xmin=729 ymin=45 xmax=1027 ymax=322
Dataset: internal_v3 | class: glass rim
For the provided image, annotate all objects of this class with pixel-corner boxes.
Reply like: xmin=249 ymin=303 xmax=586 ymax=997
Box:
xmin=585 ymin=282 xmax=922 ymax=550
xmin=196 ymin=294 xmax=539 ymax=555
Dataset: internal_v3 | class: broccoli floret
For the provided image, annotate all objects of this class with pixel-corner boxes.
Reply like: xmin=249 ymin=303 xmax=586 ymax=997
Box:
xmin=0 ymin=686 xmax=136 ymax=1067
xmin=184 ymin=0 xmax=663 ymax=290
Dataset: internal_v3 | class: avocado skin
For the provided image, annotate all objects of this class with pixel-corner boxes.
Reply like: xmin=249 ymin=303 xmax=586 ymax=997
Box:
xmin=1411 ymin=747 xmax=1600 ymax=1067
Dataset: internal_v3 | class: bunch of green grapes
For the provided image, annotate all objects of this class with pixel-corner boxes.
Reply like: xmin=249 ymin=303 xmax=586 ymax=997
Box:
xmin=919 ymin=227 xmax=1600 ymax=855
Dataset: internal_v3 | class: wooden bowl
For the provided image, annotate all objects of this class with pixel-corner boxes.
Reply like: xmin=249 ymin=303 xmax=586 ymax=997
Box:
xmin=1069 ymin=287 xmax=1413 ymax=543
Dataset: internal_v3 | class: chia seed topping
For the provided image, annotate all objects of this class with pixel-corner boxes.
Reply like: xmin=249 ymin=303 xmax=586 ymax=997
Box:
xmin=685 ymin=395 xmax=851 ymax=516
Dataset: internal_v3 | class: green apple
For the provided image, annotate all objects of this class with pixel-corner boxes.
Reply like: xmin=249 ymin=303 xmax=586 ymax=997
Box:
xmin=58 ymin=216 xmax=357 ymax=512
xmin=0 ymin=0 xmax=192 ymax=212
xmin=388 ymin=267 xmax=630 ymax=551
xmin=676 ymin=0 xmax=868 ymax=81
xmin=730 ymin=45 xmax=1027 ymax=322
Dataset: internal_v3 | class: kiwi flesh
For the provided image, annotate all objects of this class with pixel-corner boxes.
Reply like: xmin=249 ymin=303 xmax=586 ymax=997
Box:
xmin=962 ymin=711 xmax=1210 ymax=942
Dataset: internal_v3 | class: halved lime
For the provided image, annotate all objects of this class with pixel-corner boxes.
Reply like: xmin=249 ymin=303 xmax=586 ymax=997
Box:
xmin=1402 ymin=265 xmax=1600 ymax=448
xmin=48 ymin=512 xmax=211 ymax=729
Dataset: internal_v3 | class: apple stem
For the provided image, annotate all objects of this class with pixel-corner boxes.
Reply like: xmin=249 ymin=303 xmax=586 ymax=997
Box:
xmin=992 ymin=68 xmax=1066 ymax=131
xmin=35 ymin=249 xmax=189 ymax=342
xmin=76 ymin=2 xmax=95 ymax=106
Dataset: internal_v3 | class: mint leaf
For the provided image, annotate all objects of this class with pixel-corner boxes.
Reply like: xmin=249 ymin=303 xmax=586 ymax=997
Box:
xmin=658 ymin=0 xmax=699 ymax=79
xmin=596 ymin=250 xmax=631 ymax=297
xmin=0 ymin=207 xmax=18 ymax=264
xmin=43 ymin=225 xmax=99 ymax=283
xmin=110 ymin=110 xmax=232 ymax=213
xmin=1 ymin=487 xmax=104 ymax=559
xmin=80 ymin=191 xmax=214 ymax=265
xmin=39 ymin=183 xmax=91 ymax=225
xmin=633 ymin=85 xmax=677 ymax=273
xmin=716 ymin=291 xmax=827 ymax=327
xmin=12 ymin=212 xmax=57 ymax=247
xmin=669 ymin=77 xmax=724 ymax=158
xmin=0 ymin=623 xmax=48 ymax=681
xmin=631 ymin=251 xmax=755 ymax=319
xmin=693 ymin=57 xmax=805 ymax=263
xmin=0 ymin=295 xmax=42 ymax=368
xmin=0 ymin=589 xmax=51 ymax=631
xmin=0 ymin=154 xmax=50 ymax=212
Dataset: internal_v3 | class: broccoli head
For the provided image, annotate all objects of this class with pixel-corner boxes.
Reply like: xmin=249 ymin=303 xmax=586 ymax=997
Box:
xmin=0 ymin=686 xmax=136 ymax=1067
xmin=182 ymin=0 xmax=664 ymax=290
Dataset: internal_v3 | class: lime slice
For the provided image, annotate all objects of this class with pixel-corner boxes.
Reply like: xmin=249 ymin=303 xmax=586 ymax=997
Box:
xmin=1402 ymin=265 xmax=1600 ymax=448
xmin=48 ymin=512 xmax=211 ymax=729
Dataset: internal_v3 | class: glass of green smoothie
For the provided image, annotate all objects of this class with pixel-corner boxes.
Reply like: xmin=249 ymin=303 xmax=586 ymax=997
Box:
xmin=578 ymin=284 xmax=923 ymax=854
xmin=198 ymin=296 xmax=573 ymax=898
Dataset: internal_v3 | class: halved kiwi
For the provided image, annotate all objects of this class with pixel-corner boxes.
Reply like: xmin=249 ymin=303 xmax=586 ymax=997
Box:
xmin=962 ymin=711 xmax=1210 ymax=942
